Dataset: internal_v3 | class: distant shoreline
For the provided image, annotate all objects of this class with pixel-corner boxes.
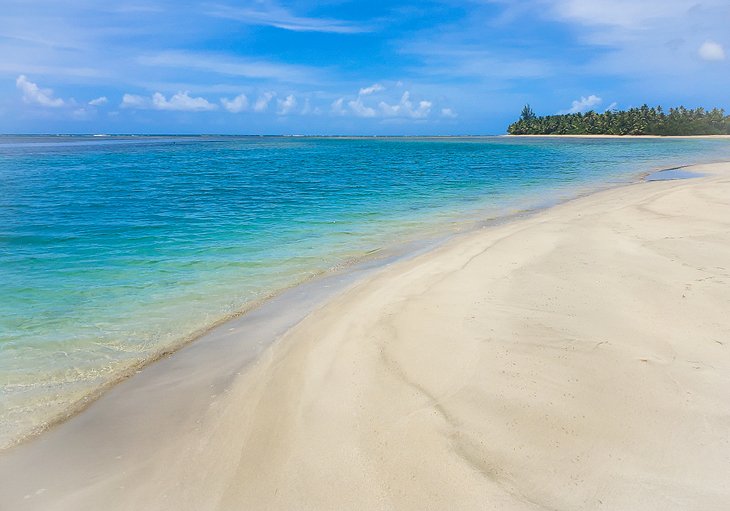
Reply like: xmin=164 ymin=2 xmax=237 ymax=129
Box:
xmin=5 ymin=133 xmax=730 ymax=139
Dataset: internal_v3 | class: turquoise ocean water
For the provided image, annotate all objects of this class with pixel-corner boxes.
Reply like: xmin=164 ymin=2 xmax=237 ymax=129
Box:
xmin=2 ymin=135 xmax=730 ymax=448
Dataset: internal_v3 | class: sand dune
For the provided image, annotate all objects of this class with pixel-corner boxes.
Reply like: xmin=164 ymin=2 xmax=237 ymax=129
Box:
xmin=2 ymin=162 xmax=729 ymax=510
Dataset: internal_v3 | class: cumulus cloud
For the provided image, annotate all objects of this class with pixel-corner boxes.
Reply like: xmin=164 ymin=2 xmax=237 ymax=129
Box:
xmin=358 ymin=83 xmax=384 ymax=96
xmin=698 ymin=40 xmax=726 ymax=61
xmin=379 ymin=91 xmax=432 ymax=119
xmin=16 ymin=75 xmax=65 ymax=107
xmin=331 ymin=89 xmax=436 ymax=119
xmin=221 ymin=93 xmax=249 ymax=113
xmin=254 ymin=91 xmax=275 ymax=112
xmin=120 ymin=93 xmax=147 ymax=109
xmin=152 ymin=91 xmax=217 ymax=111
xmin=559 ymin=94 xmax=602 ymax=114
xmin=348 ymin=97 xmax=376 ymax=117
xmin=276 ymin=94 xmax=297 ymax=115
xmin=441 ymin=108 xmax=457 ymax=118
xmin=120 ymin=91 xmax=217 ymax=111
xmin=88 ymin=96 xmax=108 ymax=106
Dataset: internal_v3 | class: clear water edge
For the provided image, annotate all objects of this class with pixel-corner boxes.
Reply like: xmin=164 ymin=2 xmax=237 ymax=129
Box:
xmin=2 ymin=135 xmax=730 ymax=450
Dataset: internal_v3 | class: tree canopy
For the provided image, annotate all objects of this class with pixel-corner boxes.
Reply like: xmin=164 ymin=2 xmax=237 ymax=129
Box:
xmin=507 ymin=105 xmax=730 ymax=136
xmin=520 ymin=104 xmax=536 ymax=121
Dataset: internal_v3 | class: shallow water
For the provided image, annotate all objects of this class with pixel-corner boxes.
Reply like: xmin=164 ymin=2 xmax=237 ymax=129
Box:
xmin=1 ymin=135 xmax=729 ymax=448
xmin=646 ymin=167 xmax=704 ymax=181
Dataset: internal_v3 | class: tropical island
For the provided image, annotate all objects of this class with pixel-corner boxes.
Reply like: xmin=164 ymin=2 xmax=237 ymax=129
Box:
xmin=508 ymin=104 xmax=730 ymax=136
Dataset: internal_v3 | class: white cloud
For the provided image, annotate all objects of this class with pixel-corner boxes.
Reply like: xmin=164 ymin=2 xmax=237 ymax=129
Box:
xmin=89 ymin=96 xmax=108 ymax=106
xmin=208 ymin=2 xmax=368 ymax=34
xmin=359 ymin=83 xmax=384 ymax=96
xmin=221 ymin=93 xmax=249 ymax=113
xmin=276 ymin=94 xmax=297 ymax=115
xmin=559 ymin=94 xmax=602 ymax=114
xmin=254 ymin=92 xmax=275 ymax=112
xmin=152 ymin=91 xmax=217 ymax=111
xmin=331 ymin=98 xmax=346 ymax=115
xmin=348 ymin=97 xmax=377 ymax=117
xmin=331 ymin=88 xmax=436 ymax=119
xmin=120 ymin=93 xmax=147 ymax=109
xmin=441 ymin=108 xmax=457 ymax=118
xmin=604 ymin=101 xmax=618 ymax=112
xmin=379 ymin=91 xmax=432 ymax=119
xmin=533 ymin=0 xmax=730 ymax=81
xmin=16 ymin=75 xmax=65 ymax=107
xmin=547 ymin=0 xmax=678 ymax=29
xmin=698 ymin=40 xmax=726 ymax=61
xmin=120 ymin=91 xmax=217 ymax=111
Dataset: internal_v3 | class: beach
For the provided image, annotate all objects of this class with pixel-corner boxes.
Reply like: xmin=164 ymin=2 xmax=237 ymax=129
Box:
xmin=9 ymin=134 xmax=726 ymax=449
xmin=1 ymin=160 xmax=729 ymax=510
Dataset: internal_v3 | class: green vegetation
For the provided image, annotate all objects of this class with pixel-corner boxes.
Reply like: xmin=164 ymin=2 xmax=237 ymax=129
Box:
xmin=507 ymin=104 xmax=730 ymax=136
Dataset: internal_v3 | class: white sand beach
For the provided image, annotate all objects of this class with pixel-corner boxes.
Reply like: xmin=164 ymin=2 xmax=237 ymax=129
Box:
xmin=1 ymin=162 xmax=729 ymax=510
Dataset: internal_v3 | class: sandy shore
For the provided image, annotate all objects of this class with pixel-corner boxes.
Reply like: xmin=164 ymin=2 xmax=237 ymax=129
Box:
xmin=2 ymin=162 xmax=730 ymax=510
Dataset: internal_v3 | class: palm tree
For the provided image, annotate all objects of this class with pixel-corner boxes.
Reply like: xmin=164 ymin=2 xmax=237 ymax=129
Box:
xmin=520 ymin=104 xmax=536 ymax=122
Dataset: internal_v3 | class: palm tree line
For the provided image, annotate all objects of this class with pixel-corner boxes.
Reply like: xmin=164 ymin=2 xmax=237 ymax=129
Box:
xmin=508 ymin=104 xmax=730 ymax=136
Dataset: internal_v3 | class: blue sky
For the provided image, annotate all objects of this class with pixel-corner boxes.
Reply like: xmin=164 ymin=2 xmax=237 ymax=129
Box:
xmin=1 ymin=0 xmax=729 ymax=135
